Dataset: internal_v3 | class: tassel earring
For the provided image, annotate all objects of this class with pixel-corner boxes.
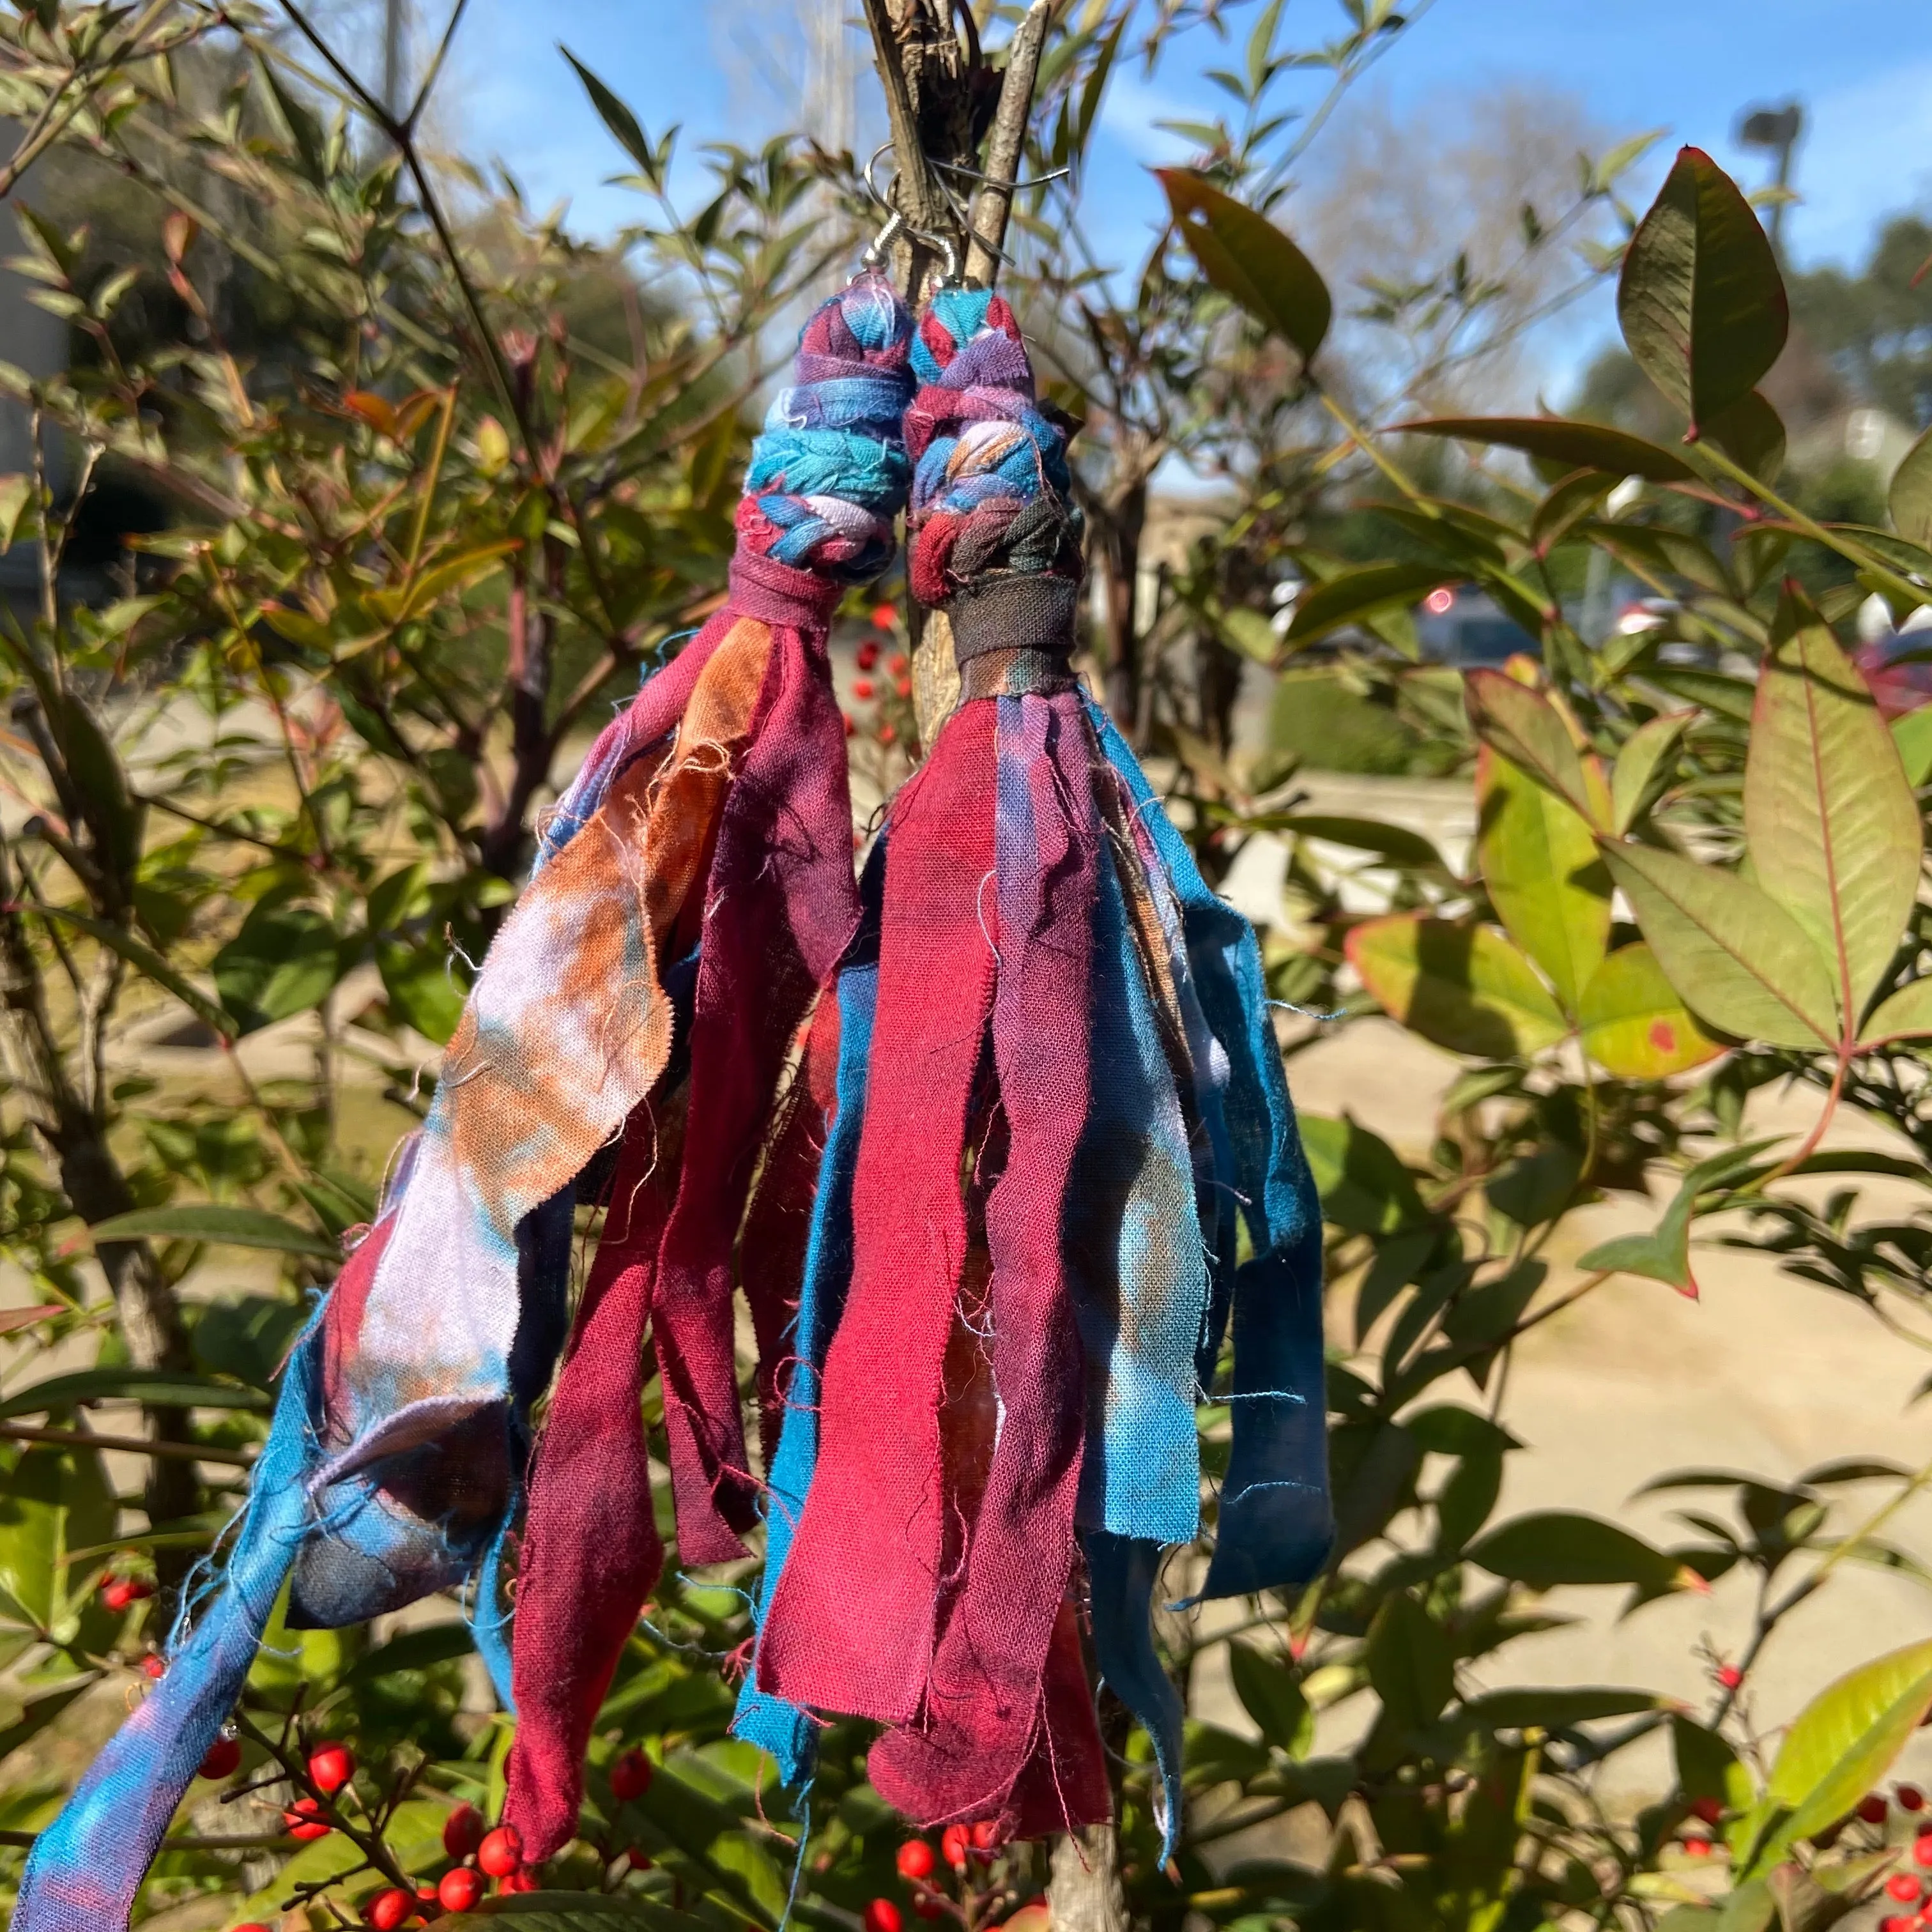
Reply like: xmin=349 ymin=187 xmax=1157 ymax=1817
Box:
xmin=737 ymin=288 xmax=1333 ymax=1856
xmin=501 ymin=271 xmax=915 ymax=1859
xmin=17 ymin=271 xmax=913 ymax=1932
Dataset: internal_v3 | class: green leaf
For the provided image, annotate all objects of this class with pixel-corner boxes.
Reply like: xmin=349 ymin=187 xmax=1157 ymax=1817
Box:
xmin=1860 ymin=977 xmax=1932 ymax=1045
xmin=377 ymin=935 xmax=468 ymax=1045
xmin=1476 ymin=744 xmax=1611 ymax=1013
xmin=34 ymin=903 xmax=234 ymax=1039
xmin=1577 ymin=1140 xmax=1778 ymax=1298
xmin=0 ymin=1366 xmax=268 ymax=1422
xmin=1300 ymin=1115 xmax=1429 ymax=1235
xmin=1674 ymin=1715 xmax=1757 ymax=1853
xmin=1579 ymin=943 xmax=1724 ymax=1080
xmin=1704 ymin=389 xmax=1786 ymax=484
xmin=366 ymin=540 xmax=519 ymax=626
xmin=1346 ymin=916 xmax=1570 ymax=1059
xmin=560 ymin=49 xmax=660 ymax=180
xmin=1463 ymin=670 xmax=1604 ymax=825
xmin=213 ymin=903 xmax=341 ymax=1034
xmin=0 ymin=473 xmax=33 ymax=548
xmin=1264 ymin=814 xmax=1450 ymax=875
xmin=1746 ymin=587 xmax=1920 ymax=1032
xmin=1228 ymin=1641 xmax=1312 ymax=1755
xmin=1393 ymin=416 xmax=1697 ymax=484
xmin=1469 ymin=1511 xmax=1692 ymax=1593
xmin=1458 ymin=1686 xmax=1664 ymax=1729
xmin=1530 ymin=470 xmax=1616 ymax=554
xmin=1613 ymin=711 xmax=1695 ymax=833
xmin=1618 ymin=146 xmax=1789 ymax=433
xmin=88 ymin=1203 xmax=337 ymax=1259
xmin=1892 ymin=705 xmax=1932 ymax=788
xmin=1158 ymin=169 xmax=1331 ymax=365
xmin=0 ymin=1445 xmax=113 ymax=1631
xmin=1284 ymin=560 xmax=1454 ymax=648
xmin=1598 ymin=841 xmax=1839 ymax=1050
xmin=1746 ymin=1637 xmax=1932 ymax=1874
xmin=1366 ymin=1592 xmax=1455 ymax=1734
xmin=1890 ymin=424 xmax=1932 ymax=549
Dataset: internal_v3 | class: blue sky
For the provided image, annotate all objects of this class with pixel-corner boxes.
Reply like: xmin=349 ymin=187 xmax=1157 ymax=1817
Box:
xmin=445 ymin=0 xmax=1932 ymax=394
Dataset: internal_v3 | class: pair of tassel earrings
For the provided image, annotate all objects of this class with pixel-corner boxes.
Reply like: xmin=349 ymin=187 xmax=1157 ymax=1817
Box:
xmin=19 ymin=270 xmax=1331 ymax=1932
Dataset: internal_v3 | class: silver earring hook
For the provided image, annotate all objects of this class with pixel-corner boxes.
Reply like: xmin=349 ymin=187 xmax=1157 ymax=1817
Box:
xmin=859 ymin=141 xmax=963 ymax=288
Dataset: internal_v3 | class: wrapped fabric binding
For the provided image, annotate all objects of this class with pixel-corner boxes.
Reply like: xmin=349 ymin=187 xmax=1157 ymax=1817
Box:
xmin=17 ymin=272 xmax=912 ymax=1931
xmin=735 ymin=288 xmax=1332 ymax=1856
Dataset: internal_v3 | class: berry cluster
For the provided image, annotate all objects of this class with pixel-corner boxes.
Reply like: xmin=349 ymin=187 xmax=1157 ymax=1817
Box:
xmin=842 ymin=604 xmax=918 ymax=767
xmin=194 ymin=1725 xmax=536 ymax=1927
xmin=864 ymin=1823 xmax=1041 ymax=1932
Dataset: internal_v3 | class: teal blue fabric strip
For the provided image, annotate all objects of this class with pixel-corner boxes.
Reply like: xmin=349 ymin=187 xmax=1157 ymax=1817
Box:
xmin=1067 ymin=837 xmax=1206 ymax=1545
xmin=1084 ymin=698 xmax=1332 ymax=1598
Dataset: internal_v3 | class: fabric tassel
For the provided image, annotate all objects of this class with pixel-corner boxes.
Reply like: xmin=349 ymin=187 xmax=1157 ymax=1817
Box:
xmin=746 ymin=289 xmax=1331 ymax=1852
xmin=502 ymin=273 xmax=916 ymax=1860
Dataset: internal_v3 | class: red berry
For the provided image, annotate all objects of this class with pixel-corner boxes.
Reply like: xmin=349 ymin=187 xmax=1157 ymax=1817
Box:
xmin=1906 ymin=1786 xmax=1928 ymax=1813
xmin=439 ymin=1867 xmax=484 ymax=1912
xmin=1893 ymin=1874 xmax=1926 ymax=1904
xmin=498 ymin=1869 xmax=537 ymax=1893
xmin=843 ymin=712 xmax=856 ymax=738
xmin=896 ymin=1839 xmax=935 ymax=1882
xmin=894 ymin=678 xmax=912 ymax=699
xmin=941 ymin=1823 xmax=969 ymax=1869
xmin=969 ymin=1821 xmax=999 ymax=1853
xmin=286 ymin=1797 xmax=330 ymax=1841
xmin=140 ymin=1653 xmax=166 ymax=1679
xmin=854 ymin=678 xmax=875 ymax=701
xmin=857 ymin=640 xmax=880 ymax=670
xmin=889 ymin=653 xmax=908 ymax=675
xmin=102 ymin=1579 xmax=134 ymax=1612
xmin=443 ymin=1802 xmax=485 ymax=1860
xmin=123 ymin=1579 xmax=154 ymax=1602
xmin=1864 ymin=1795 xmax=1893 ymax=1824
xmin=870 ymin=606 xmax=896 ymax=632
xmin=625 ymin=1847 xmax=653 ymax=1871
xmin=1916 ymin=1834 xmax=1932 ymax=1867
xmin=309 ymin=1741 xmax=356 ymax=1795
xmin=878 ymin=722 xmax=896 ymax=746
xmin=235 ymin=1926 xmax=272 ymax=1932
xmin=365 ymin=1887 xmax=413 ymax=1930
xmin=196 ymin=1735 xmax=241 ymax=1781
xmin=1715 ymin=1664 xmax=1744 ymax=1691
xmin=610 ymin=1749 xmax=653 ymax=1802
xmin=1688 ymin=1796 xmax=1722 ymax=1825
xmin=864 ymin=1901 xmax=903 ymax=1932
xmin=478 ymin=1823 xmax=523 ymax=1878
xmin=1683 ymin=1836 xmax=1712 ymax=1856
xmin=911 ymin=1903 xmax=944 ymax=1924
xmin=1885 ymin=1920 xmax=1915 ymax=1932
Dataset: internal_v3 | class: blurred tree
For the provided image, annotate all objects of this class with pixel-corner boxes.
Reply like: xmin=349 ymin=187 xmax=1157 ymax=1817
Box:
xmin=1790 ymin=212 xmax=1932 ymax=429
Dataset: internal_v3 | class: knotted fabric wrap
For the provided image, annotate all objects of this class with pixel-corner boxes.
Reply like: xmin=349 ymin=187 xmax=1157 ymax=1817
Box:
xmin=502 ymin=274 xmax=914 ymax=1862
xmin=19 ymin=275 xmax=912 ymax=1931
xmin=738 ymin=290 xmax=1332 ymax=1856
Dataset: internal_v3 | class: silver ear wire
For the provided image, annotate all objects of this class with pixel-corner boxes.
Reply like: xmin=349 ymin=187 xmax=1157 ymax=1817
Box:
xmin=858 ymin=141 xmax=963 ymax=288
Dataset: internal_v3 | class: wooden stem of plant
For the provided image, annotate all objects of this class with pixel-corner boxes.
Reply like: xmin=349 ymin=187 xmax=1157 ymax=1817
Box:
xmin=1049 ymin=1822 xmax=1128 ymax=1932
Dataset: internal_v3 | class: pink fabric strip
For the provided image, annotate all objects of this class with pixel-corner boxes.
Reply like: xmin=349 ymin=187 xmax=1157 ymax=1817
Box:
xmin=867 ymin=691 xmax=1098 ymax=1826
xmin=503 ymin=1103 xmax=677 ymax=1859
xmin=758 ymin=702 xmax=1000 ymax=1722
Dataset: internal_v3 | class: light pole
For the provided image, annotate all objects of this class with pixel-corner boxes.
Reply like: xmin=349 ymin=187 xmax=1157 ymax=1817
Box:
xmin=1738 ymin=101 xmax=1804 ymax=261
